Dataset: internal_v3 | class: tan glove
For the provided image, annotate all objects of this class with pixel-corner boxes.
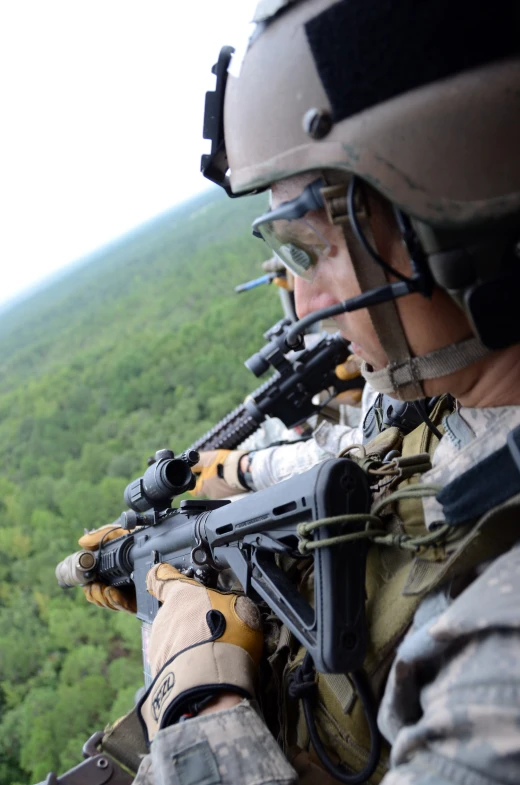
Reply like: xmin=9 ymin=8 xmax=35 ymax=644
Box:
xmin=138 ymin=563 xmax=263 ymax=743
xmin=190 ymin=449 xmax=248 ymax=498
xmin=77 ymin=523 xmax=137 ymax=613
xmin=332 ymin=354 xmax=364 ymax=406
xmin=335 ymin=353 xmax=363 ymax=381
xmin=334 ymin=388 xmax=363 ymax=406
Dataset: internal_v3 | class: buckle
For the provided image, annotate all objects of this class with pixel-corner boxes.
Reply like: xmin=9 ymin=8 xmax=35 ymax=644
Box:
xmin=41 ymin=731 xmax=133 ymax=784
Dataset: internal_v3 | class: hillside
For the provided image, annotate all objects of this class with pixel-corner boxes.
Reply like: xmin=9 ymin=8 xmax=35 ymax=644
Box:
xmin=0 ymin=187 xmax=281 ymax=783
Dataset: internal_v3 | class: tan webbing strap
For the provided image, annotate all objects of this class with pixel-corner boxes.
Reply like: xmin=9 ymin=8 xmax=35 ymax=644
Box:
xmin=345 ymin=222 xmax=415 ymax=382
xmin=321 ymin=180 xmax=423 ymax=401
xmin=362 ymin=337 xmax=491 ymax=397
xmin=101 ymin=708 xmax=148 ymax=775
xmin=393 ymin=337 xmax=490 ymax=381
xmin=320 ymin=673 xmax=355 ymax=714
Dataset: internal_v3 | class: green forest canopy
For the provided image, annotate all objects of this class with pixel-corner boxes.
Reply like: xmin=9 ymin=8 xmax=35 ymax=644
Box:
xmin=0 ymin=187 xmax=281 ymax=783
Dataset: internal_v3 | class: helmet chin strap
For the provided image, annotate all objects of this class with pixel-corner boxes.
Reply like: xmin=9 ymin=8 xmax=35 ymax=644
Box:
xmin=285 ymin=293 xmax=491 ymax=401
xmin=340 ymin=213 xmax=425 ymax=400
xmin=361 ymin=338 xmax=491 ymax=401
xmin=341 ymin=214 xmax=492 ymax=400
xmin=284 ymin=178 xmax=492 ymax=401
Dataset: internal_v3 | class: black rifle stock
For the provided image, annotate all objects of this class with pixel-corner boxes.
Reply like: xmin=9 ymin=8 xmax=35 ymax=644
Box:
xmin=82 ymin=458 xmax=371 ymax=676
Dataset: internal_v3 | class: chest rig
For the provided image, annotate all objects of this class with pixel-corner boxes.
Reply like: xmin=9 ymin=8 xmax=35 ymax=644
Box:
xmin=268 ymin=397 xmax=520 ymax=785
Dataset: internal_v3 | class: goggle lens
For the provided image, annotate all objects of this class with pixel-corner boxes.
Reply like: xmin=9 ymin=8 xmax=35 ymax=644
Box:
xmin=254 ymin=218 xmax=330 ymax=281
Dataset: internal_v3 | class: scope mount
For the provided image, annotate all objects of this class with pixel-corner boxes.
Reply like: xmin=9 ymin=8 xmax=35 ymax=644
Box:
xmin=245 ymin=318 xmax=305 ymax=379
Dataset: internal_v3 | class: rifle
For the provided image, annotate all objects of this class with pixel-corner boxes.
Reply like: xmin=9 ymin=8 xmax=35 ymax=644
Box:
xmin=57 ymin=452 xmax=371 ymax=681
xmin=189 ymin=317 xmax=364 ymax=452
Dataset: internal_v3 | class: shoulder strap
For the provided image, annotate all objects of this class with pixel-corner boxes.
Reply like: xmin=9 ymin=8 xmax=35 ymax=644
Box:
xmin=404 ymin=491 xmax=520 ymax=596
xmin=438 ymin=423 xmax=520 ymax=524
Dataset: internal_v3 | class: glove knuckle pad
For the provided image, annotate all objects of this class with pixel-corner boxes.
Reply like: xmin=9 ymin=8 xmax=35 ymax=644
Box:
xmin=233 ymin=595 xmax=262 ymax=631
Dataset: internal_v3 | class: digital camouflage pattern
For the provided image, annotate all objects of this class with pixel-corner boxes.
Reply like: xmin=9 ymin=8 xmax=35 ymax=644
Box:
xmin=133 ymin=701 xmax=297 ymax=785
xmin=379 ymin=544 xmax=520 ymax=784
xmin=251 ymin=385 xmax=376 ymax=491
xmin=134 ymin=408 xmax=520 ymax=784
xmin=252 ymin=418 xmax=362 ymax=490
xmin=135 ymin=553 xmax=520 ymax=785
xmin=421 ymin=405 xmax=520 ymax=528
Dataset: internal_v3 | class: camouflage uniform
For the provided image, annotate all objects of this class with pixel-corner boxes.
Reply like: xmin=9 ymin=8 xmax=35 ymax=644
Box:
xmin=133 ymin=701 xmax=297 ymax=785
xmin=252 ymin=385 xmax=377 ymax=491
xmin=422 ymin=406 xmax=520 ymax=528
xmin=134 ymin=408 xmax=520 ymax=784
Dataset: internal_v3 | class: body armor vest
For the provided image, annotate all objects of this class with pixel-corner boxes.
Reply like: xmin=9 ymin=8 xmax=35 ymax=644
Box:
xmin=272 ymin=398 xmax=519 ymax=783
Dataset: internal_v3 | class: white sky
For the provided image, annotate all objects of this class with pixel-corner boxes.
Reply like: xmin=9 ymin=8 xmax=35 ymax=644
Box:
xmin=0 ymin=1 xmax=257 ymax=306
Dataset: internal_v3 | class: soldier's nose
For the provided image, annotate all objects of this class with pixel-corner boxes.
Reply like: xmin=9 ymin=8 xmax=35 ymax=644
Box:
xmin=294 ymin=276 xmax=313 ymax=319
xmin=294 ymin=276 xmax=336 ymax=320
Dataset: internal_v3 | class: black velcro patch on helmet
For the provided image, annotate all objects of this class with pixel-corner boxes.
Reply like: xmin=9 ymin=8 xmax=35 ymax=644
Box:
xmin=305 ymin=0 xmax=519 ymax=123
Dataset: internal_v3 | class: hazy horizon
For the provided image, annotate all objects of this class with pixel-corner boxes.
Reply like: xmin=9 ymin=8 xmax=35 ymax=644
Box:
xmin=0 ymin=0 xmax=256 ymax=308
xmin=0 ymin=186 xmax=216 ymax=315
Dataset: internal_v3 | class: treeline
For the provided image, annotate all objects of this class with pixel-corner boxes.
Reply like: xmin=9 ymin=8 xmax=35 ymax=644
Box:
xmin=0 ymin=188 xmax=280 ymax=783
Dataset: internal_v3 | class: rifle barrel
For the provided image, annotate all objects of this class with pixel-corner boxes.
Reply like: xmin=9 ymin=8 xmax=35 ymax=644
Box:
xmin=188 ymin=375 xmax=280 ymax=452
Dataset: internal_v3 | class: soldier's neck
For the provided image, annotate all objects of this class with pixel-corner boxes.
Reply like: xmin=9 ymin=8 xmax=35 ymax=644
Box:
xmin=448 ymin=344 xmax=520 ymax=409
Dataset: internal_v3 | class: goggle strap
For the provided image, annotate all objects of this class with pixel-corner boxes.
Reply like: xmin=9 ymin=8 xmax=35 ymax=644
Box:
xmin=320 ymin=182 xmax=366 ymax=226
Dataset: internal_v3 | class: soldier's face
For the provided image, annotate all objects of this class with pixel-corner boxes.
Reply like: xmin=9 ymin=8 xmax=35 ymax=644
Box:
xmin=271 ymin=175 xmax=475 ymax=388
xmin=270 ymin=176 xmax=388 ymax=371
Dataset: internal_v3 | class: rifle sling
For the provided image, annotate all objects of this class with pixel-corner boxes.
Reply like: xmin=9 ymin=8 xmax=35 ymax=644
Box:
xmin=100 ymin=709 xmax=149 ymax=776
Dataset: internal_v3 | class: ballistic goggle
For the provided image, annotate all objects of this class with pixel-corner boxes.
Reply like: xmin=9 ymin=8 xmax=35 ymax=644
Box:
xmin=252 ymin=178 xmax=331 ymax=281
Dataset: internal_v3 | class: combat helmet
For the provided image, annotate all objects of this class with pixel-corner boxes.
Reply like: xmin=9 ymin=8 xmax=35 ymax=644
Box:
xmin=202 ymin=0 xmax=520 ymax=399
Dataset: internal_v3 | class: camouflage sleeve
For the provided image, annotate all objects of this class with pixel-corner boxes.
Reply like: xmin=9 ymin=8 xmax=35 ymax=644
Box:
xmin=252 ymin=384 xmax=376 ymax=491
xmin=379 ymin=545 xmax=520 ymax=785
xmin=133 ymin=700 xmax=297 ymax=785
xmin=252 ymin=421 xmax=363 ymax=490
